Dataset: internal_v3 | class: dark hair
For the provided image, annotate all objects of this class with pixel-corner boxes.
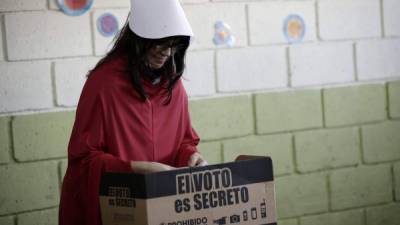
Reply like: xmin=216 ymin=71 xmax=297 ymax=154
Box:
xmin=90 ymin=17 xmax=190 ymax=104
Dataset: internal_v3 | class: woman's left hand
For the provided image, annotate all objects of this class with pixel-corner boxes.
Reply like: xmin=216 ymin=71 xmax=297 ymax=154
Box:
xmin=188 ymin=152 xmax=208 ymax=167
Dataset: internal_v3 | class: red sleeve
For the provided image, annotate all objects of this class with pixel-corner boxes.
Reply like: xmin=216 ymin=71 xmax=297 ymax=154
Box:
xmin=174 ymin=85 xmax=200 ymax=167
xmin=175 ymin=126 xmax=200 ymax=167
xmin=68 ymin=90 xmax=132 ymax=172
xmin=61 ymin=83 xmax=131 ymax=225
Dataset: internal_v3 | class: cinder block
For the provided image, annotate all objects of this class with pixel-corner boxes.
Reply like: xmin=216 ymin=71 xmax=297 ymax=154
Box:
xmin=357 ymin=39 xmax=400 ymax=81
xmin=276 ymin=174 xmax=328 ymax=218
xmin=279 ymin=219 xmax=298 ymax=225
xmin=12 ymin=111 xmax=75 ymax=162
xmin=362 ymin=121 xmax=400 ymax=163
xmin=92 ymin=9 xmax=129 ymax=56
xmin=217 ymin=46 xmax=287 ymax=92
xmin=5 ymin=11 xmax=91 ymax=60
xmin=395 ymin=163 xmax=400 ymax=201
xmin=210 ymin=0 xmax=248 ymax=1
xmin=366 ymin=203 xmax=400 ymax=225
xmin=318 ymin=0 xmax=381 ymax=40
xmin=323 ymin=84 xmax=386 ymax=127
xmin=181 ymin=0 xmax=208 ymax=3
xmin=248 ymin=1 xmax=316 ymax=45
xmin=89 ymin=0 xmax=130 ymax=8
xmin=0 ymin=161 xmax=59 ymax=214
xmin=384 ymin=0 xmax=400 ymax=36
xmin=255 ymin=89 xmax=323 ymax=134
xmin=295 ymin=127 xmax=360 ymax=173
xmin=0 ymin=216 xmax=14 ymax=225
xmin=223 ymin=134 xmax=293 ymax=176
xmin=189 ymin=95 xmax=254 ymax=141
xmin=183 ymin=50 xmax=215 ymax=97
xmin=197 ymin=142 xmax=222 ymax=165
xmin=330 ymin=165 xmax=392 ymax=210
xmin=183 ymin=3 xmax=247 ymax=50
xmin=389 ymin=81 xmax=400 ymax=118
xmin=0 ymin=61 xmax=53 ymax=112
xmin=49 ymin=0 xmax=130 ymax=9
xmin=54 ymin=57 xmax=99 ymax=106
xmin=0 ymin=0 xmax=46 ymax=11
xmin=299 ymin=209 xmax=363 ymax=225
xmin=290 ymin=43 xmax=354 ymax=87
xmin=18 ymin=208 xmax=58 ymax=225
xmin=0 ymin=117 xmax=10 ymax=164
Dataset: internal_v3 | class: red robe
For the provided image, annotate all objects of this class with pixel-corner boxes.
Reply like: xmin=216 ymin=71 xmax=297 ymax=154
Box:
xmin=59 ymin=55 xmax=199 ymax=225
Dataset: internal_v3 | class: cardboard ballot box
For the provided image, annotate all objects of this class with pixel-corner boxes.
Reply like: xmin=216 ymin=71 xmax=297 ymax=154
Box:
xmin=99 ymin=156 xmax=277 ymax=225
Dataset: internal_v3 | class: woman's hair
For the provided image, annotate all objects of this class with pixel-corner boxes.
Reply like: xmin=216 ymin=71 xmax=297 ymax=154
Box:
xmin=89 ymin=17 xmax=190 ymax=104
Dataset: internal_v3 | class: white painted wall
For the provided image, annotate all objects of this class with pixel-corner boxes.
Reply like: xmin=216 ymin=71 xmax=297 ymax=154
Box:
xmin=0 ymin=0 xmax=399 ymax=114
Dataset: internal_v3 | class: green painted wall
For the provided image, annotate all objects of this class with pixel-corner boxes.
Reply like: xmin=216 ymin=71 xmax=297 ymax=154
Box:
xmin=0 ymin=81 xmax=399 ymax=224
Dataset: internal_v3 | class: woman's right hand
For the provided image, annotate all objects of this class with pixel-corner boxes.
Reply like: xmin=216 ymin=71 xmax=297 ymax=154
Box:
xmin=130 ymin=161 xmax=176 ymax=174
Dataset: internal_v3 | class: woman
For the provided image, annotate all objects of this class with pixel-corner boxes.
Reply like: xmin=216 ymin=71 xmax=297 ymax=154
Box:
xmin=59 ymin=0 xmax=207 ymax=224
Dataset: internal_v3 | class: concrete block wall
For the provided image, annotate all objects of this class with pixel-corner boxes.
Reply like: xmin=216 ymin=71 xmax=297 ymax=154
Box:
xmin=0 ymin=0 xmax=399 ymax=224
xmin=193 ymin=82 xmax=400 ymax=224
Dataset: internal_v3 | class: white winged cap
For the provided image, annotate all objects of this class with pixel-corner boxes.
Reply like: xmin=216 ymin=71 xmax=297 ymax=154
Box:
xmin=129 ymin=0 xmax=194 ymax=39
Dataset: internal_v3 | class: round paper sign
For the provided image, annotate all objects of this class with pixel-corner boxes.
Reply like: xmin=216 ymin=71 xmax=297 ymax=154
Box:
xmin=97 ymin=13 xmax=119 ymax=37
xmin=57 ymin=0 xmax=93 ymax=16
xmin=213 ymin=21 xmax=235 ymax=47
xmin=283 ymin=14 xmax=306 ymax=44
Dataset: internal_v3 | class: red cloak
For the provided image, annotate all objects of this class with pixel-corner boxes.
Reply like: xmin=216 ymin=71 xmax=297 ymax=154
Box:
xmin=59 ymin=55 xmax=199 ymax=225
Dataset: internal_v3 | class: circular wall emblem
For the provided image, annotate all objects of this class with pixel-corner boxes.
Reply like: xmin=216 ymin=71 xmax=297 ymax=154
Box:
xmin=57 ymin=0 xmax=93 ymax=16
xmin=213 ymin=21 xmax=235 ymax=47
xmin=97 ymin=13 xmax=119 ymax=37
xmin=283 ymin=14 xmax=306 ymax=43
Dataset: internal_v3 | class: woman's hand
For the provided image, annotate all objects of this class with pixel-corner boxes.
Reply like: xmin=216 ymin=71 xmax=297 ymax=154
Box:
xmin=188 ymin=152 xmax=208 ymax=167
xmin=130 ymin=161 xmax=176 ymax=174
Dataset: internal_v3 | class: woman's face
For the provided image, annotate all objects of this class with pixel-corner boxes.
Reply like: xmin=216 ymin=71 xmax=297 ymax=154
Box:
xmin=146 ymin=38 xmax=186 ymax=70
xmin=146 ymin=44 xmax=173 ymax=70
